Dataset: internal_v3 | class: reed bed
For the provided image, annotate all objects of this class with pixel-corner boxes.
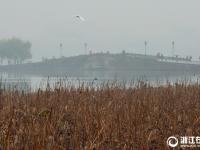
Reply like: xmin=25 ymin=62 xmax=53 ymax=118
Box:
xmin=0 ymin=81 xmax=200 ymax=150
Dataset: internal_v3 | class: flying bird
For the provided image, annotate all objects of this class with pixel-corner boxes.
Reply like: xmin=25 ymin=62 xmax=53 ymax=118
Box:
xmin=76 ymin=15 xmax=85 ymax=21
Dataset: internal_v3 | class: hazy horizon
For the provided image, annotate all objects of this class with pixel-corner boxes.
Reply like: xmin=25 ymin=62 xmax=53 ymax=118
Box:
xmin=0 ymin=0 xmax=200 ymax=61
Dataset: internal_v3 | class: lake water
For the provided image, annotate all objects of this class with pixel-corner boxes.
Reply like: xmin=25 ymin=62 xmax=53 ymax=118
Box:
xmin=0 ymin=72 xmax=200 ymax=91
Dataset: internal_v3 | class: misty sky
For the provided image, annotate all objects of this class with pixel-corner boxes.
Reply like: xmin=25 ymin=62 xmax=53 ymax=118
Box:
xmin=0 ymin=0 xmax=200 ymax=61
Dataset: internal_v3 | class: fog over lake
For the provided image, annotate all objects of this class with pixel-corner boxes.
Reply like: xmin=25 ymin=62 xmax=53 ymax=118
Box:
xmin=0 ymin=0 xmax=200 ymax=88
xmin=0 ymin=0 xmax=200 ymax=60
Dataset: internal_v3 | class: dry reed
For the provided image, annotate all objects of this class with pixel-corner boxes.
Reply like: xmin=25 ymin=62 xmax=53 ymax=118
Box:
xmin=0 ymin=81 xmax=200 ymax=149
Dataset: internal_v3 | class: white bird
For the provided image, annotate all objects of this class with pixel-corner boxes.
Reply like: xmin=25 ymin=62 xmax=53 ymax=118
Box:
xmin=76 ymin=15 xmax=85 ymax=21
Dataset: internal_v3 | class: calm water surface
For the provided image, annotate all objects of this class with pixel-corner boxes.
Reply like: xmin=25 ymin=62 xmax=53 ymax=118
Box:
xmin=0 ymin=72 xmax=200 ymax=91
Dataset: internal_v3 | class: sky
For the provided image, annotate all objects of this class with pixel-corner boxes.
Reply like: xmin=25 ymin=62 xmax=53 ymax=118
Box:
xmin=0 ymin=0 xmax=200 ymax=61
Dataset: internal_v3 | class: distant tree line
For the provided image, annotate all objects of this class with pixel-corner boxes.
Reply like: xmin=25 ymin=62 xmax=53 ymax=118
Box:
xmin=0 ymin=38 xmax=32 ymax=64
